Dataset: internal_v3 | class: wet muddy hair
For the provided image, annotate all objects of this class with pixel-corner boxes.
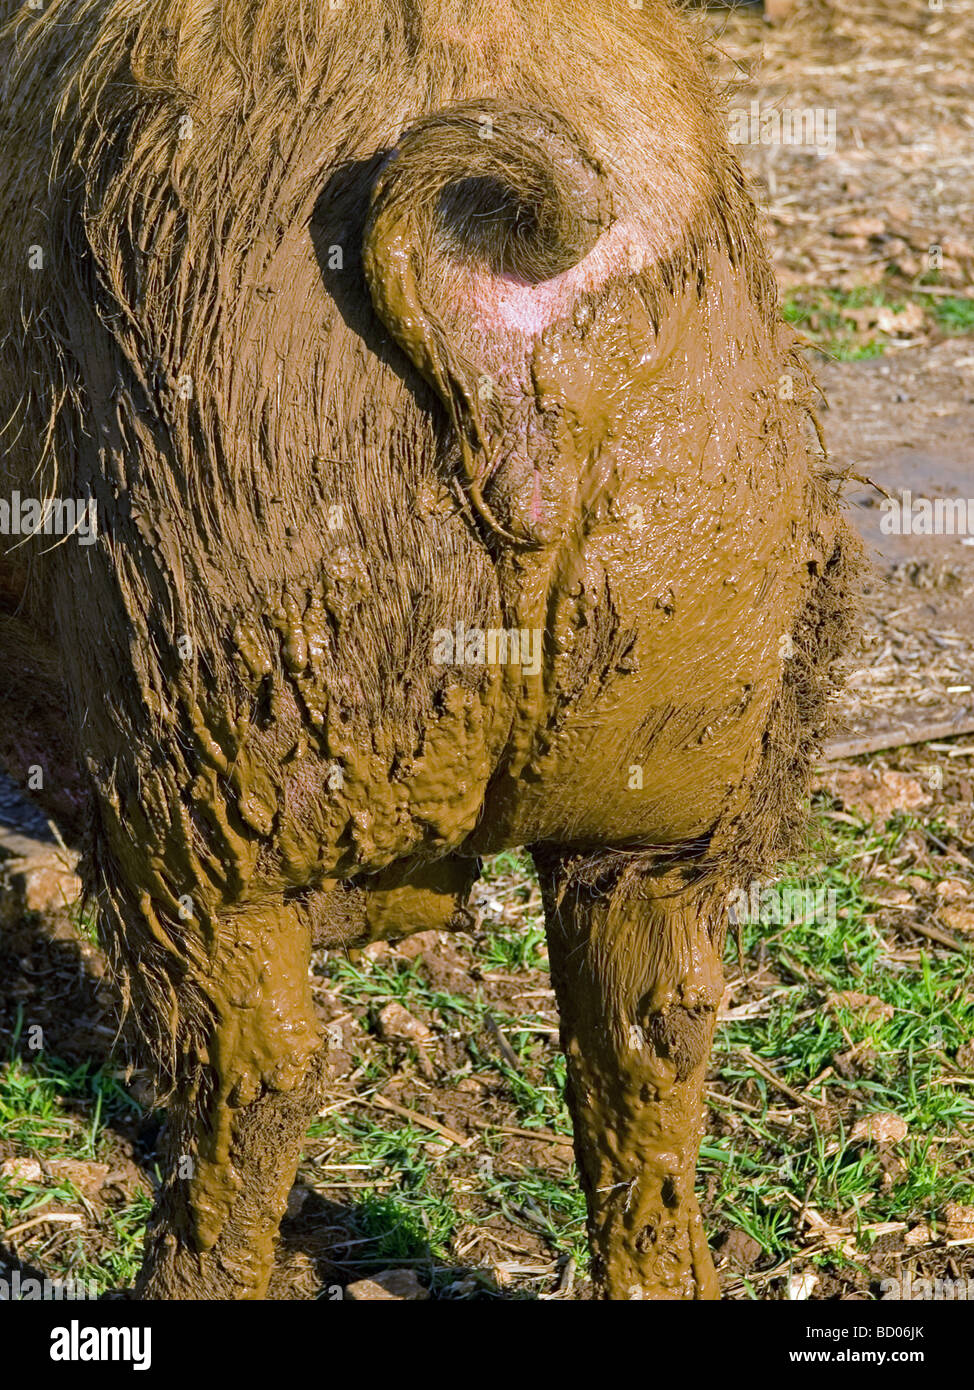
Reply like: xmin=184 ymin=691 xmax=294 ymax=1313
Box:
xmin=0 ymin=0 xmax=771 ymax=549
xmin=0 ymin=0 xmax=859 ymax=1092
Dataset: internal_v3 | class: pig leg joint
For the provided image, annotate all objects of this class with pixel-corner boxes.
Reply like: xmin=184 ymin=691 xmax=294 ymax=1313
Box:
xmin=639 ymin=1002 xmax=716 ymax=1084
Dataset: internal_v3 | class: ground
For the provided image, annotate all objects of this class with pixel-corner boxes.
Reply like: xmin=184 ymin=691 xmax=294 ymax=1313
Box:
xmin=1 ymin=0 xmax=972 ymax=1301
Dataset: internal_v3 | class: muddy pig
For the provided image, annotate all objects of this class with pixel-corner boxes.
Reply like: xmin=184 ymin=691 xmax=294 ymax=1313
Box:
xmin=0 ymin=0 xmax=858 ymax=1298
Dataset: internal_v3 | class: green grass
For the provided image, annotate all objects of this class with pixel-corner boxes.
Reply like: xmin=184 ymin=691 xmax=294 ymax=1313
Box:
xmin=0 ymin=1032 xmax=151 ymax=1292
xmin=2 ymin=791 xmax=972 ymax=1297
xmin=482 ymin=1164 xmax=588 ymax=1266
xmin=930 ymin=296 xmax=974 ymax=335
xmin=701 ymin=807 xmax=974 ymax=1286
xmin=781 ymin=284 xmax=974 ymax=359
xmin=305 ymin=803 xmax=971 ymax=1294
xmin=782 ymin=288 xmax=911 ymax=359
xmin=478 ymin=850 xmax=549 ymax=973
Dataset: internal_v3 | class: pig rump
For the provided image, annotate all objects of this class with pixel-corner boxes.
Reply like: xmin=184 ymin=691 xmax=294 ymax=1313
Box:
xmin=0 ymin=0 xmax=859 ymax=1297
xmin=0 ymin=0 xmax=857 ymax=1082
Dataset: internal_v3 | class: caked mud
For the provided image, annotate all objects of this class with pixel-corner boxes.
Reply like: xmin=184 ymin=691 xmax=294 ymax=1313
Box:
xmin=0 ymin=0 xmax=858 ymax=1298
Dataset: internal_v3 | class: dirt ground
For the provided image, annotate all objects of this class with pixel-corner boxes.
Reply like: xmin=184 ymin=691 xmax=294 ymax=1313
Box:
xmin=701 ymin=0 xmax=974 ymax=742
xmin=700 ymin=0 xmax=974 ymax=305
xmin=1 ymin=0 xmax=972 ymax=1302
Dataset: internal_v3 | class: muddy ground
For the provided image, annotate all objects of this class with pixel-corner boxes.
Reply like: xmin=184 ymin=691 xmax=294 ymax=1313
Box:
xmin=1 ymin=0 xmax=972 ymax=1300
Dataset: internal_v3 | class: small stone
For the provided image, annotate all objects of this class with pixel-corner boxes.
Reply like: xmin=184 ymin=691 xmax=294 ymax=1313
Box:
xmin=20 ymin=861 xmax=83 ymax=912
xmin=936 ymin=878 xmax=971 ymax=903
xmin=359 ymin=940 xmax=390 ymax=961
xmin=787 ymin=1271 xmax=818 ymax=1300
xmin=870 ymin=886 xmax=913 ymax=908
xmin=376 ymin=1002 xmax=433 ymax=1045
xmin=826 ymin=770 xmax=931 ymax=821
xmin=836 ymin=216 xmax=886 ymax=239
xmin=456 ymin=1076 xmax=486 ymax=1093
xmin=850 ymin=1112 xmax=909 ymax=1145
xmin=344 ymin=1269 xmax=429 ymax=1301
xmin=0 ymin=848 xmax=82 ymax=920
xmin=46 ymin=1160 xmax=110 ymax=1196
xmin=716 ymin=1227 xmax=763 ymax=1270
xmin=834 ymin=1047 xmax=877 ymax=1080
xmin=876 ymin=303 xmax=926 ymax=336
xmin=940 ymin=908 xmax=974 ymax=937
xmin=943 ymin=1203 xmax=974 ymax=1241
xmin=0 ymin=1157 xmax=43 ymax=1185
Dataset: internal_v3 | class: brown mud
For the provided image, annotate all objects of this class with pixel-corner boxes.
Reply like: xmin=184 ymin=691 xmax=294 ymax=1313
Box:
xmin=0 ymin=0 xmax=859 ymax=1297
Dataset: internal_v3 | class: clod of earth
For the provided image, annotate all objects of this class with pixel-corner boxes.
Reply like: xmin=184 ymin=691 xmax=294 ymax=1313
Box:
xmin=0 ymin=0 xmax=859 ymax=1298
xmin=344 ymin=1269 xmax=431 ymax=1301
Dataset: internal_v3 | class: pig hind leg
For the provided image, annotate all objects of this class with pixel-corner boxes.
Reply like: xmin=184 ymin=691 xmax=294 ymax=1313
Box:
xmin=134 ymin=856 xmax=480 ymax=1298
xmin=137 ymin=1051 xmax=328 ymax=1300
xmin=134 ymin=898 xmax=326 ymax=1299
xmin=533 ymin=850 xmax=725 ymax=1300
